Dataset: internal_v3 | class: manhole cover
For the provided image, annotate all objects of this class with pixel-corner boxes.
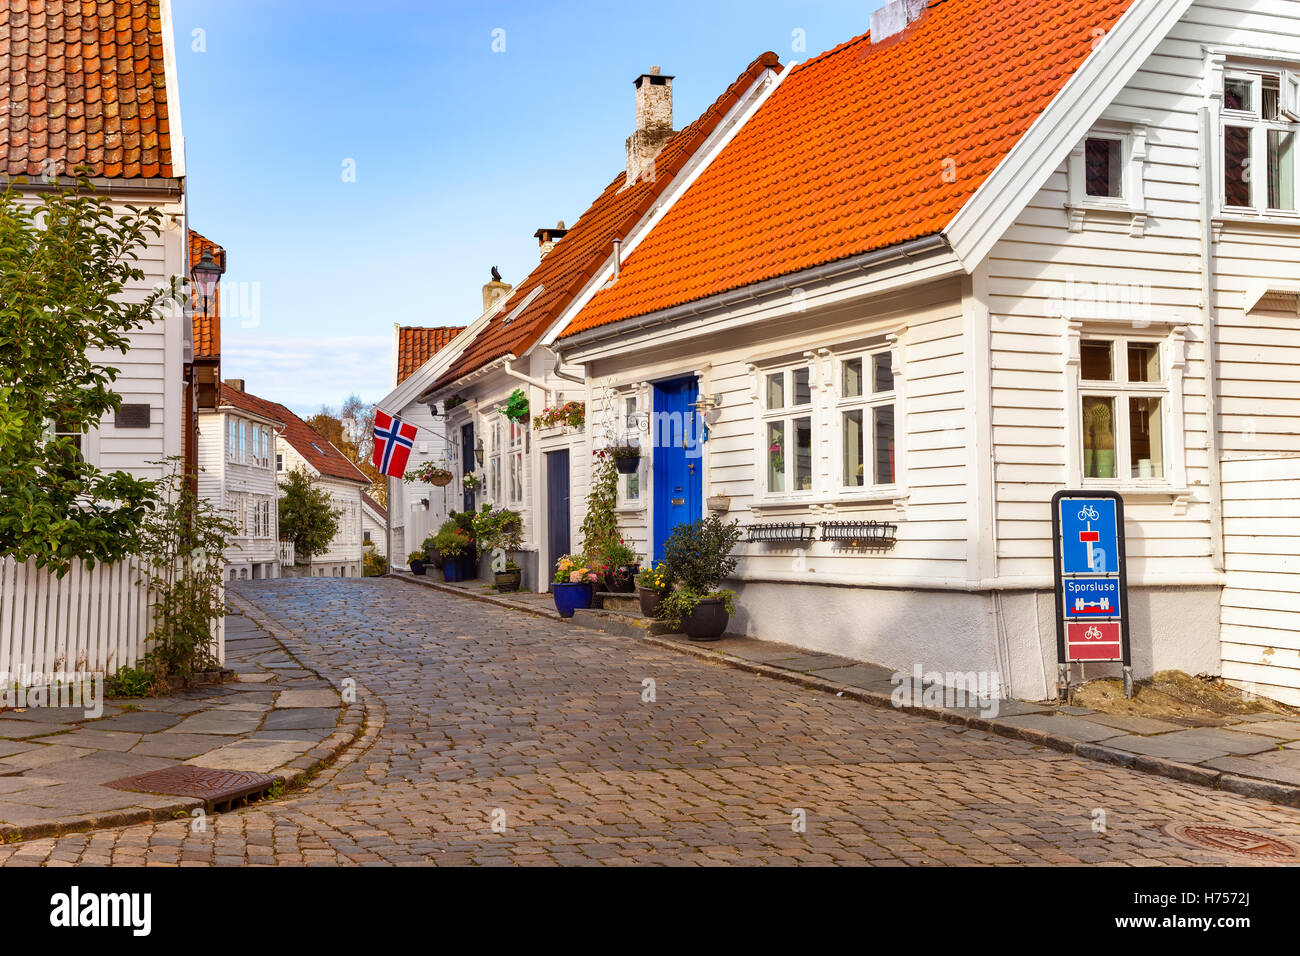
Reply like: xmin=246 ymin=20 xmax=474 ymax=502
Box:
xmin=107 ymin=766 xmax=275 ymax=812
xmin=1166 ymin=823 xmax=1300 ymax=861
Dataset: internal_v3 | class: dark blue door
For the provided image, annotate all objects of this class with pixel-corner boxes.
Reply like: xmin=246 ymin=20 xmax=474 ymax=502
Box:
xmin=546 ymin=450 xmax=571 ymax=573
xmin=652 ymin=377 xmax=702 ymax=564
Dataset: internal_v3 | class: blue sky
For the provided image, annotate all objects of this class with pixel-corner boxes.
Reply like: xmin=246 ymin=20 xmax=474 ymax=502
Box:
xmin=173 ymin=0 xmax=875 ymax=414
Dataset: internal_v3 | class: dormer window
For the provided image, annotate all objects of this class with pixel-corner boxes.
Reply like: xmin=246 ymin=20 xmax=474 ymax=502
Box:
xmin=1085 ymin=137 xmax=1124 ymax=199
xmin=1067 ymin=117 xmax=1150 ymax=235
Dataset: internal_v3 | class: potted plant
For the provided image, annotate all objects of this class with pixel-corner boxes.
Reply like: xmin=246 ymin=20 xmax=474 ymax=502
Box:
xmin=1085 ymin=399 xmax=1115 ymax=478
xmin=433 ymin=519 xmax=471 ymax=581
xmin=473 ymin=505 xmax=524 ymax=592
xmin=462 ymin=473 xmax=482 ymax=493
xmin=551 ymin=554 xmax=597 ymax=618
xmin=635 ymin=562 xmax=670 ymax=617
xmin=404 ymin=461 xmax=454 ymax=487
xmin=407 ymin=551 xmax=426 ymax=576
xmin=656 ymin=515 xmax=743 ymax=641
xmin=532 ymin=400 xmax=586 ymax=431
xmin=422 ymin=534 xmax=443 ymax=570
xmin=501 ymin=388 xmax=529 ymax=425
xmin=602 ymin=541 xmax=640 ymax=592
xmin=606 ymin=440 xmax=641 ymax=475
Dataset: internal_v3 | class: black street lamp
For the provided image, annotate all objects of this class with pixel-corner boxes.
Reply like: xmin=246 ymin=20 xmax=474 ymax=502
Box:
xmin=190 ymin=248 xmax=223 ymax=317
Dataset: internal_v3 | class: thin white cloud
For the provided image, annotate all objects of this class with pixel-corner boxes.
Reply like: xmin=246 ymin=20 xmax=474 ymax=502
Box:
xmin=221 ymin=334 xmax=391 ymax=416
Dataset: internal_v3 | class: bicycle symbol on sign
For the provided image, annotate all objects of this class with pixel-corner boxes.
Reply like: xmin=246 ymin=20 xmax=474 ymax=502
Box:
xmin=1078 ymin=505 xmax=1099 ymax=521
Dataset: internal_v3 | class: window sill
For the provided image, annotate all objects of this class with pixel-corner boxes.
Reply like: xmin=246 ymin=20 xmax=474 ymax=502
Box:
xmin=1213 ymin=211 xmax=1300 ymax=231
xmin=751 ymin=490 xmax=901 ymax=513
xmin=1065 ymin=203 xmax=1151 ymax=237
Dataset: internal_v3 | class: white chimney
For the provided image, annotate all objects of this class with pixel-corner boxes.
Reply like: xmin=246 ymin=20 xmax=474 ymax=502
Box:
xmin=626 ymin=66 xmax=675 ymax=187
xmin=871 ymin=0 xmax=928 ymax=43
xmin=534 ymin=221 xmax=568 ymax=260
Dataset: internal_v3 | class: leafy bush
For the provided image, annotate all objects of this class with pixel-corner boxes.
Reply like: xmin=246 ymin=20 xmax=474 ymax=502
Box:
xmin=658 ymin=586 xmax=737 ymax=628
xmin=134 ymin=462 xmax=235 ymax=686
xmin=501 ymin=388 xmax=529 ymax=423
xmin=661 ymin=515 xmax=742 ymax=594
xmin=0 ymin=180 xmax=183 ymax=574
xmin=434 ymin=519 xmax=472 ymax=559
xmin=278 ymin=468 xmax=341 ymax=566
xmin=472 ymin=505 xmax=523 ymax=570
xmin=363 ymin=549 xmax=389 ymax=576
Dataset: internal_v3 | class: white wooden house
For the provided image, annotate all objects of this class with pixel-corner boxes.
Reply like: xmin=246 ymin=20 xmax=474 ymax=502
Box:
xmin=218 ymin=382 xmax=370 ymax=577
xmin=544 ymin=0 xmax=1300 ymax=704
xmin=198 ymin=382 xmax=284 ymax=580
xmin=362 ymin=492 xmax=387 ymax=558
xmin=412 ymin=55 xmax=784 ymax=590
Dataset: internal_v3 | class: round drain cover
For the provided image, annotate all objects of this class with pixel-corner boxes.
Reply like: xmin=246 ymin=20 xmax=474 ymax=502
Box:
xmin=1166 ymin=823 xmax=1300 ymax=861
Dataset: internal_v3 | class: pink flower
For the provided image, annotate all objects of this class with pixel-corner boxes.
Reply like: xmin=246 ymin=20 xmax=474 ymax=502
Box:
xmin=569 ymin=570 xmax=583 ymax=583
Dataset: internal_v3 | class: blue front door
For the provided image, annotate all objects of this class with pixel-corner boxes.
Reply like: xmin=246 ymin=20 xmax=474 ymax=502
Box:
xmin=652 ymin=377 xmax=703 ymax=564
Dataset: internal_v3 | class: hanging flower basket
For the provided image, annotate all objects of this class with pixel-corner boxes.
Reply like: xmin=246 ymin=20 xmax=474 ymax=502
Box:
xmin=405 ymin=461 xmax=454 ymax=486
xmin=533 ymin=400 xmax=585 ymax=431
xmin=501 ymin=388 xmax=530 ymax=424
xmin=462 ymin=473 xmax=482 ymax=492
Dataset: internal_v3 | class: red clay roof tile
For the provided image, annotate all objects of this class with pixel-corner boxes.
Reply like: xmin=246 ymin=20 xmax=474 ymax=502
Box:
xmin=219 ymin=383 xmax=370 ymax=486
xmin=396 ymin=326 xmax=463 ymax=385
xmin=430 ymin=51 xmax=782 ymax=393
xmin=560 ymin=0 xmax=1136 ymax=338
xmin=0 ymin=0 xmax=174 ymax=179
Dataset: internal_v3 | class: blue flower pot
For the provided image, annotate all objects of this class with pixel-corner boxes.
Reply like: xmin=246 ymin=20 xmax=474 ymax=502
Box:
xmin=552 ymin=582 xmax=593 ymax=619
xmin=458 ymin=551 xmax=477 ymax=579
xmin=443 ymin=561 xmax=463 ymax=583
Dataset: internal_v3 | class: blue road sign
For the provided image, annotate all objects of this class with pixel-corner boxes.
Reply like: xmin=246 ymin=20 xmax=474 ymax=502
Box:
xmin=1059 ymin=497 xmax=1119 ymax=575
xmin=1063 ymin=577 xmax=1121 ymax=619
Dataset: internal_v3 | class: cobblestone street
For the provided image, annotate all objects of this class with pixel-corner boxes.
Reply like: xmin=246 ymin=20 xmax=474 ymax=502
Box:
xmin=2 ymin=578 xmax=1299 ymax=866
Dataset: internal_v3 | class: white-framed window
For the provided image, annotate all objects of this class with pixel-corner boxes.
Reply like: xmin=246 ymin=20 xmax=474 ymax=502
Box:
xmin=488 ymin=418 xmax=502 ymax=503
xmin=1078 ymin=336 xmax=1167 ymax=482
xmin=836 ymin=348 xmax=896 ymax=490
xmin=46 ymin=415 xmax=83 ymax=459
xmin=227 ymin=417 xmax=239 ymax=462
xmin=1220 ymin=67 xmax=1299 ymax=215
xmin=1066 ymin=117 xmax=1149 ymax=235
xmin=619 ymin=395 xmax=642 ymax=504
xmin=760 ymin=364 xmax=814 ymax=496
xmin=276 ymin=452 xmax=284 ymax=472
xmin=508 ymin=420 xmax=524 ymax=503
xmin=239 ymin=421 xmax=247 ymax=463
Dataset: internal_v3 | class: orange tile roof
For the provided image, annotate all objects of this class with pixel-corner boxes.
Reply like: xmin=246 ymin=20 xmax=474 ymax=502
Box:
xmin=189 ymin=229 xmax=225 ymax=359
xmin=219 ymin=383 xmax=370 ymax=486
xmin=0 ymin=1 xmax=176 ymax=180
xmin=560 ymin=0 xmax=1136 ymax=339
xmin=430 ymin=51 xmax=782 ymax=393
xmin=396 ymin=326 xmax=462 ymax=384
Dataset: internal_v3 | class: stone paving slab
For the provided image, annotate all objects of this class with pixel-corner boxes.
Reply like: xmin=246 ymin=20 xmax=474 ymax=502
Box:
xmin=0 ymin=608 xmax=347 ymax=841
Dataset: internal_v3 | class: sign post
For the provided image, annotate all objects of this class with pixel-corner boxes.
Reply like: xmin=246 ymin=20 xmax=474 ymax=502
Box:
xmin=1050 ymin=490 xmax=1132 ymax=700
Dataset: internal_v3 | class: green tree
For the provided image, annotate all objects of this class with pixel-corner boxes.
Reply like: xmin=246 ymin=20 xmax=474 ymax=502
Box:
xmin=0 ymin=181 xmax=182 ymax=574
xmin=278 ymin=467 xmax=341 ymax=568
xmin=309 ymin=394 xmax=384 ymax=505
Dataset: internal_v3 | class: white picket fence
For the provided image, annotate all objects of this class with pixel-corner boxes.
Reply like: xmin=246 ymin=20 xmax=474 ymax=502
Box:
xmin=0 ymin=555 xmax=225 ymax=685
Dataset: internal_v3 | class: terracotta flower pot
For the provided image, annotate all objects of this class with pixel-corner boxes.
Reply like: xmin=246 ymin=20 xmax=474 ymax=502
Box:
xmin=637 ymin=586 xmax=663 ymax=618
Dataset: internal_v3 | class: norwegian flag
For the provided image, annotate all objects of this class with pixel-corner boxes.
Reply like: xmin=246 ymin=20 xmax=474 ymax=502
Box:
xmin=372 ymin=410 xmax=418 ymax=478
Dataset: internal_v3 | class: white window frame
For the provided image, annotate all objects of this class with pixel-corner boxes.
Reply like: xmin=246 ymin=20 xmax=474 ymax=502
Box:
xmin=756 ymin=362 xmax=816 ymax=501
xmin=227 ymin=417 xmax=238 ymax=463
xmin=615 ymin=393 xmax=643 ymax=507
xmin=1064 ymin=320 xmax=1187 ymax=493
xmin=488 ymin=417 xmax=502 ymax=504
xmin=507 ymin=419 xmax=525 ymax=504
xmin=1209 ymin=57 xmax=1300 ymax=220
xmin=1066 ymin=115 xmax=1150 ymax=236
xmin=833 ymin=346 xmax=898 ymax=495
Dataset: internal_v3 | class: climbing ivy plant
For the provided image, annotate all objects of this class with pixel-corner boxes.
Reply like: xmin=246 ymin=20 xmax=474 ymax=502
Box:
xmin=580 ymin=449 xmax=622 ymax=572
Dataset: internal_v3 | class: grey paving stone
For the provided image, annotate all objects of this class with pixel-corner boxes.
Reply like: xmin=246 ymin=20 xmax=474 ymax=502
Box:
xmin=764 ymin=653 xmax=858 ymax=672
xmin=1219 ymin=718 xmax=1300 ymax=741
xmin=805 ymin=662 xmax=898 ymax=685
xmin=1085 ymin=713 xmax=1186 ymax=735
xmin=88 ymin=711 xmax=184 ymax=733
xmin=235 ymin=673 xmax=276 ymax=684
xmin=0 ymin=775 xmax=58 ymax=794
xmin=1 ymin=782 xmax=158 ymax=812
xmin=0 ymin=740 xmax=37 ymax=759
xmin=186 ymin=739 xmax=310 ymax=773
xmin=0 ymin=706 xmax=89 ymax=723
xmin=260 ymin=707 xmax=338 ymax=732
xmin=213 ymin=697 xmax=274 ymax=713
xmin=33 ymin=750 xmax=174 ymax=784
xmin=52 ymin=729 xmax=143 ymax=753
xmin=249 ymin=730 xmax=329 ymax=743
xmin=165 ymin=710 xmax=263 ymax=736
xmin=274 ymin=689 xmax=340 ymax=709
xmin=1105 ymin=728 xmax=1276 ymax=764
xmin=995 ymin=713 xmax=1125 ymax=742
xmin=1204 ymin=754 xmax=1300 ymax=786
xmin=0 ymin=720 xmax=78 ymax=739
xmin=129 ymin=733 xmax=234 ymax=760
xmin=0 ymin=744 xmax=95 ymax=770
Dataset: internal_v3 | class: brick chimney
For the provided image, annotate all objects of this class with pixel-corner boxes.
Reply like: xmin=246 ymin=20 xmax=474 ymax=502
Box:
xmin=626 ymin=66 xmax=674 ymax=188
xmin=534 ymin=221 xmax=568 ymax=260
xmin=871 ymin=0 xmax=928 ymax=43
xmin=223 ymin=378 xmax=245 ymax=392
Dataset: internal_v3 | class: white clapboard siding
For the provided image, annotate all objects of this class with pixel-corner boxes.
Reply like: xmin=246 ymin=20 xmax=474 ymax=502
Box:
xmin=1220 ymin=456 xmax=1300 ymax=706
xmin=0 ymin=556 xmax=226 ymax=685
